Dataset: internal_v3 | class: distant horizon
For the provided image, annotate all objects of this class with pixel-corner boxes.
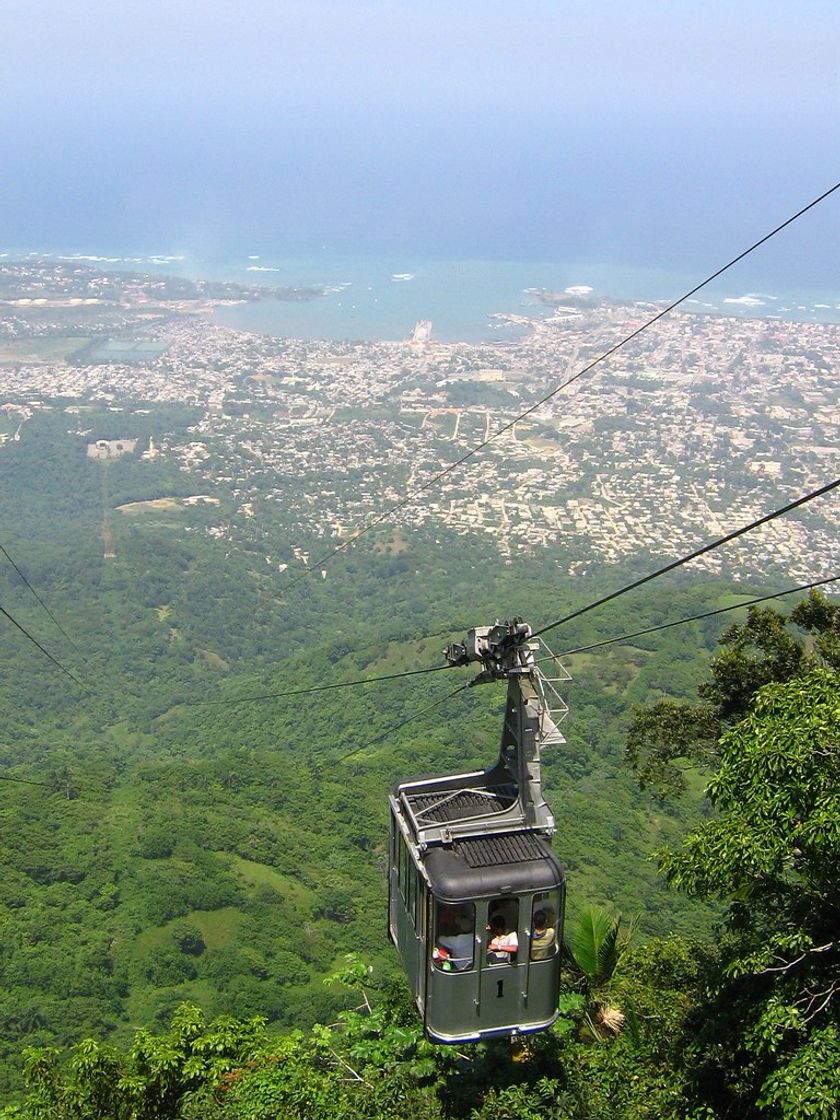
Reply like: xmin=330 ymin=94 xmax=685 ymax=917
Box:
xmin=4 ymin=1 xmax=838 ymax=310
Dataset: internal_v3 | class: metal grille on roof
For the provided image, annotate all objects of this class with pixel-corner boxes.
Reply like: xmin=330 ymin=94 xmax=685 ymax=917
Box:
xmin=406 ymin=784 xmax=517 ymax=823
xmin=457 ymin=832 xmax=547 ymax=868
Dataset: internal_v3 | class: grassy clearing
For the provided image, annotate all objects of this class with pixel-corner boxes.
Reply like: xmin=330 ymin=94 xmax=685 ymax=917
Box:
xmin=117 ymin=497 xmax=183 ymax=514
xmin=423 ymin=412 xmax=458 ymax=439
xmin=0 ymin=337 xmax=89 ymax=364
xmin=187 ymin=907 xmax=248 ymax=950
xmin=197 ymin=648 xmax=230 ymax=670
xmin=131 ymin=906 xmax=246 ymax=958
xmin=223 ymin=854 xmax=315 ymax=910
xmin=372 ymin=529 xmax=409 ymax=556
xmin=715 ymin=591 xmax=765 ymax=610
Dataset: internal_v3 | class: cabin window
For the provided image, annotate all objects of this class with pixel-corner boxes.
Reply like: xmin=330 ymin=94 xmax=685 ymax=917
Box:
xmin=407 ymin=862 xmax=418 ymax=924
xmin=397 ymin=835 xmax=410 ymax=903
xmin=486 ymin=898 xmax=519 ymax=965
xmin=396 ymin=835 xmax=422 ymax=929
xmin=412 ymin=874 xmax=424 ymax=933
xmin=432 ymin=902 xmax=475 ymax=971
xmin=530 ymin=892 xmax=559 ymax=961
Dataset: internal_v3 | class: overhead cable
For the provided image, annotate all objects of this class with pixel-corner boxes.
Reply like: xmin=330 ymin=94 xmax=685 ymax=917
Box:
xmin=337 ymin=683 xmax=471 ymax=763
xmin=193 ymin=540 xmax=840 ymax=712
xmin=0 ymin=604 xmax=88 ymax=691
xmin=286 ymin=178 xmax=840 ymax=589
xmin=531 ymin=477 xmax=840 ymax=640
xmin=0 ymin=542 xmax=81 ymax=655
xmin=546 ymin=573 xmax=840 ymax=658
xmin=189 ymin=663 xmax=449 ymax=706
xmin=0 ymin=772 xmax=57 ymax=789
xmin=343 ymin=572 xmax=840 ymax=765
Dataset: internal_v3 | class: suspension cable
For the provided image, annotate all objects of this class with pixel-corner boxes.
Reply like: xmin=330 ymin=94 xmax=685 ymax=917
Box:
xmin=336 ymin=683 xmax=471 ymax=763
xmin=0 ymin=542 xmax=82 ymax=655
xmin=286 ymin=179 xmax=840 ymax=588
xmin=541 ymin=574 xmax=840 ymax=659
xmin=532 ymin=476 xmax=840 ymax=640
xmin=188 ymin=663 xmax=449 ymax=706
xmin=0 ymin=604 xmax=88 ymax=691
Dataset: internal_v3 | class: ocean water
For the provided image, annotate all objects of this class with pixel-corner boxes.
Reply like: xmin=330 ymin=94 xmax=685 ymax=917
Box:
xmin=4 ymin=246 xmax=840 ymax=344
xmin=205 ymin=254 xmax=840 ymax=343
xmin=5 ymin=92 xmax=839 ymax=344
xmin=209 ymin=256 xmax=606 ymax=343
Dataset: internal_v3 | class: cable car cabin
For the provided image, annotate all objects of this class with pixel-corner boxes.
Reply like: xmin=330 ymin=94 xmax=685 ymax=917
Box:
xmin=388 ymin=620 xmax=568 ymax=1044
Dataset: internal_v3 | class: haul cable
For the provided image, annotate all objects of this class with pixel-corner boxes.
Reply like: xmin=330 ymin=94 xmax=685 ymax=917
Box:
xmin=0 ymin=541 xmax=82 ymax=656
xmin=542 ymin=573 xmax=840 ymax=659
xmin=531 ymin=476 xmax=840 ymax=641
xmin=191 ymin=663 xmax=449 ymax=706
xmin=287 ymin=178 xmax=840 ymax=589
xmin=337 ymin=683 xmax=471 ymax=764
xmin=199 ymin=489 xmax=840 ymax=709
xmin=0 ymin=604 xmax=88 ymax=691
xmin=354 ymin=567 xmax=839 ymax=760
xmin=0 ymin=772 xmax=58 ymax=789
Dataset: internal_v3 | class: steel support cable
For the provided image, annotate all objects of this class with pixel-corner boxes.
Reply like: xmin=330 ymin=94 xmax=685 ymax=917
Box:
xmin=536 ymin=573 xmax=840 ymax=660
xmin=190 ymin=558 xmax=840 ymax=711
xmin=0 ymin=772 xmax=56 ymax=789
xmin=337 ymin=682 xmax=471 ymax=763
xmin=179 ymin=487 xmax=840 ymax=711
xmin=531 ymin=477 xmax=840 ymax=641
xmin=0 ymin=542 xmax=82 ymax=656
xmin=285 ymin=178 xmax=840 ymax=590
xmin=0 ymin=546 xmax=150 ymax=708
xmin=0 ymin=604 xmax=88 ymax=691
xmin=0 ymin=598 xmax=128 ymax=728
xmin=346 ymin=575 xmax=840 ymax=767
xmin=188 ymin=662 xmax=449 ymax=706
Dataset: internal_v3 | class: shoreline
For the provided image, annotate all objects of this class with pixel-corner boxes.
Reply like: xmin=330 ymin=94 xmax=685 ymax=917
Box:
xmin=4 ymin=250 xmax=840 ymax=344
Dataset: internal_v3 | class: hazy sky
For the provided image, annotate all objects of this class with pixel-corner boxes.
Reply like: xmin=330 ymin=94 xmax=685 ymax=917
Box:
xmin=6 ymin=1 xmax=838 ymax=112
xmin=4 ymin=1 xmax=839 ymax=272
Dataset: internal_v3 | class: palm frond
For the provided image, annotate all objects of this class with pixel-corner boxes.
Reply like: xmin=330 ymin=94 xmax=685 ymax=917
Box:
xmin=564 ymin=906 xmax=637 ymax=989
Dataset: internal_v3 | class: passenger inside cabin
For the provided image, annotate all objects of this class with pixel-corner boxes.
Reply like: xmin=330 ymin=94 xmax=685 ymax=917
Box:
xmin=530 ymin=909 xmax=556 ymax=960
xmin=433 ymin=903 xmax=475 ymax=971
xmin=486 ymin=913 xmax=519 ymax=964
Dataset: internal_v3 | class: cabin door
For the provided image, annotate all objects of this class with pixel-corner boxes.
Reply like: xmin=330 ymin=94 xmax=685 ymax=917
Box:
xmin=424 ymin=899 xmax=480 ymax=1042
xmin=477 ymin=896 xmax=522 ymax=1030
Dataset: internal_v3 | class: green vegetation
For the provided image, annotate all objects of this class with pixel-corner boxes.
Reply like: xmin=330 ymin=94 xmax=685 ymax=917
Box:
xmin=659 ymin=667 xmax=840 ymax=1118
xmin=1 ymin=404 xmax=837 ymax=1115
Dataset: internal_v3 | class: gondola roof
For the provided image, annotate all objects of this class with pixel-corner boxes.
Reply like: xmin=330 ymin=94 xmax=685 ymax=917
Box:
xmin=423 ymin=831 xmax=564 ymax=901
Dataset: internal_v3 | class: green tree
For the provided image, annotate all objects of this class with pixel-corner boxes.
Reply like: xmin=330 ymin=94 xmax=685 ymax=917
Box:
xmin=660 ymin=667 xmax=840 ymax=1117
xmin=626 ymin=700 xmax=720 ymax=796
xmin=20 ymin=1005 xmax=270 ymax=1120
xmin=170 ymin=922 xmax=206 ymax=958
xmin=789 ymin=591 xmax=840 ymax=671
xmin=697 ymin=606 xmax=806 ymax=720
xmin=563 ymin=906 xmax=637 ymax=1040
xmin=626 ymin=597 xmax=829 ymax=796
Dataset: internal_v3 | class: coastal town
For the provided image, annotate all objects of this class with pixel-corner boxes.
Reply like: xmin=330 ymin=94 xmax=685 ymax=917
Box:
xmin=1 ymin=260 xmax=839 ymax=584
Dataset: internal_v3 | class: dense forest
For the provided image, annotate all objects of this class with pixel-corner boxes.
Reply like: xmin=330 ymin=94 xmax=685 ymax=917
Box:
xmin=0 ymin=408 xmax=837 ymax=1117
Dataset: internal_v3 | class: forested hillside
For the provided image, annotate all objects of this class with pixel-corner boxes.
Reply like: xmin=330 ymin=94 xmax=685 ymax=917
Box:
xmin=1 ymin=406 xmax=836 ymax=1116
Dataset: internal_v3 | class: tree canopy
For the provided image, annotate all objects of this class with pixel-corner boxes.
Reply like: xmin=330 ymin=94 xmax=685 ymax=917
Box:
xmin=660 ymin=667 xmax=840 ymax=1118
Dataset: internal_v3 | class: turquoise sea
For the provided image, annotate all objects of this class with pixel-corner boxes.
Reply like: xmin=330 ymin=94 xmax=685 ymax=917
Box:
xmin=206 ymin=256 xmax=693 ymax=343
xmin=5 ymin=247 xmax=840 ymax=343
xmin=177 ymin=253 xmax=840 ymax=342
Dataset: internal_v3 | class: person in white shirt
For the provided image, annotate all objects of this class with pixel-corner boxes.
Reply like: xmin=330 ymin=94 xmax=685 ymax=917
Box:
xmin=486 ymin=914 xmax=519 ymax=963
